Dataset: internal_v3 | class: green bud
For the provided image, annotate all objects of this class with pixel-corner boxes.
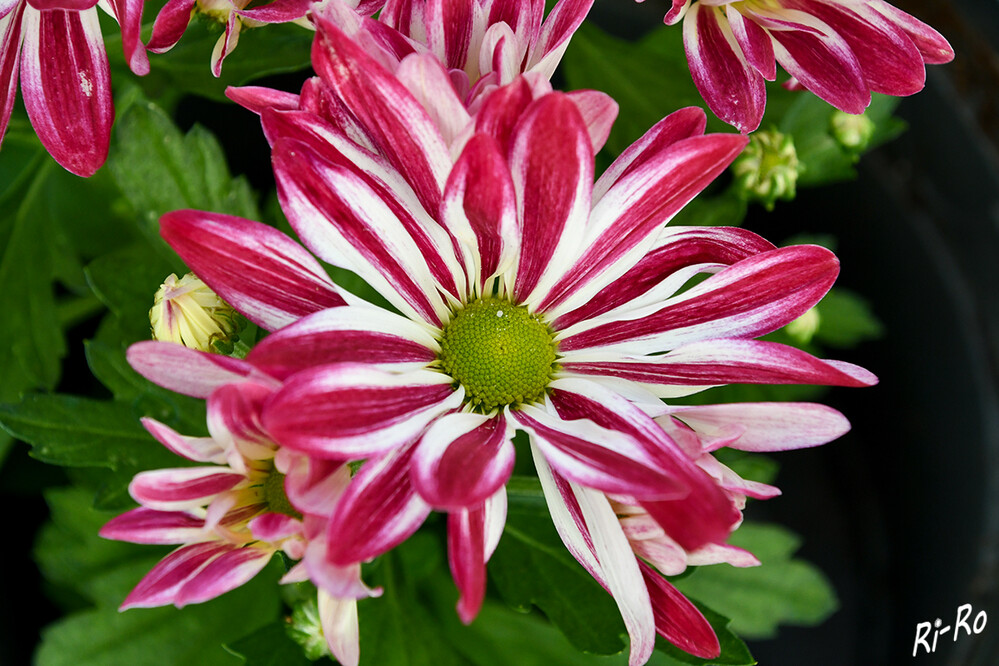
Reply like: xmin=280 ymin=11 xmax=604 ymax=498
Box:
xmin=732 ymin=128 xmax=800 ymax=211
xmin=786 ymin=307 xmax=821 ymax=345
xmin=830 ymin=110 xmax=876 ymax=153
xmin=285 ymin=596 xmax=330 ymax=661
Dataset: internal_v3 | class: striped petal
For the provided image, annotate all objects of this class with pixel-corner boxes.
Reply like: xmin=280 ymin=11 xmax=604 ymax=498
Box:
xmin=261 ymin=364 xmax=462 ymax=459
xmin=442 ymin=132 xmax=520 ymax=293
xmin=539 ymin=131 xmax=747 ymax=316
xmin=641 ymin=561 xmax=719 ymax=658
xmin=105 ymin=0 xmax=148 ymax=75
xmin=99 ymin=507 xmax=205 ymax=544
xmin=312 ymin=3 xmax=451 ymax=215
xmin=126 ymin=341 xmax=268 ymax=399
xmin=248 ymin=305 xmax=439 ymax=381
xmin=0 ymin=3 xmax=24 ymax=148
xmin=319 ymin=591 xmax=360 ymax=666
xmin=512 ymin=402 xmax=687 ymax=500
xmin=326 ymin=441 xmax=432 ymax=565
xmin=174 ymin=545 xmax=273 ymax=606
xmin=562 ymin=339 xmax=877 ymax=395
xmin=527 ymin=0 xmax=592 ymax=80
xmin=683 ymin=3 xmax=766 ymax=133
xmin=559 ymin=244 xmax=838 ymax=354
xmin=121 ymin=542 xmax=231 ymax=609
xmin=141 ymin=417 xmax=228 ymax=464
xmin=411 ymin=412 xmax=513 ymax=510
xmin=509 ymin=93 xmax=593 ymax=306
xmin=20 ymin=6 xmax=112 ymax=176
xmin=160 ymin=210 xmax=346 ymax=331
xmin=147 ymin=0 xmax=194 ymax=52
xmin=656 ymin=401 xmax=853 ymax=452
xmin=129 ymin=467 xmax=245 ymax=510
xmin=532 ymin=448 xmax=655 ymax=666
xmin=869 ymin=0 xmax=953 ymax=64
xmin=395 ymin=51 xmax=472 ymax=148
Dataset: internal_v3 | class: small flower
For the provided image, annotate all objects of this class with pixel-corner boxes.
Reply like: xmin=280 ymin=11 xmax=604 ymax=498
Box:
xmin=830 ymin=109 xmax=876 ymax=153
xmin=147 ymin=0 xmax=314 ymax=76
xmin=662 ymin=0 xmax=954 ymax=132
xmin=0 ymin=0 xmax=148 ymax=175
xmin=731 ymin=128 xmax=800 ymax=210
xmin=150 ymin=273 xmax=246 ymax=354
xmin=100 ymin=378 xmax=372 ymax=666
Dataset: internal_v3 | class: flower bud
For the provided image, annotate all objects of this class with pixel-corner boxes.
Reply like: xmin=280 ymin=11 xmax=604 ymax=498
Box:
xmin=786 ymin=306 xmax=821 ymax=345
xmin=149 ymin=273 xmax=245 ymax=354
xmin=830 ymin=110 xmax=876 ymax=153
xmin=732 ymin=129 xmax=800 ymax=211
xmin=286 ymin=596 xmax=330 ymax=661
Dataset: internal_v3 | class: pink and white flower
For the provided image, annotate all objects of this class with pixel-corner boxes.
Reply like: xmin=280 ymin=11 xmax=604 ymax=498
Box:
xmin=0 ymin=0 xmax=147 ymax=175
xmin=157 ymin=67 xmax=874 ymax=660
xmin=661 ymin=0 xmax=954 ymax=132
xmin=100 ymin=373 xmax=372 ymax=666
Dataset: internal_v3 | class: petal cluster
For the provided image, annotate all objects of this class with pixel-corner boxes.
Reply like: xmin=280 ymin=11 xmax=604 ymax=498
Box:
xmin=665 ymin=0 xmax=954 ymax=132
xmin=0 ymin=0 xmax=146 ymax=175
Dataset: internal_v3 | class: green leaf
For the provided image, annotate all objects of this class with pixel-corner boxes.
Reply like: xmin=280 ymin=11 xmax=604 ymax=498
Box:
xmin=813 ymin=288 xmax=884 ymax=348
xmin=491 ymin=476 xmax=628 ymax=656
xmin=0 ymin=393 xmax=186 ymax=479
xmin=673 ymin=523 xmax=838 ymax=639
xmin=224 ymin=623 xmax=312 ymax=666
xmin=107 ymin=95 xmax=260 ymax=259
xmin=34 ymin=485 xmax=283 ymax=666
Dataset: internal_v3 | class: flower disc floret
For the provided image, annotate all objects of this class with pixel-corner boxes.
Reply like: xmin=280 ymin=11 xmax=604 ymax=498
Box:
xmin=438 ymin=298 xmax=557 ymax=412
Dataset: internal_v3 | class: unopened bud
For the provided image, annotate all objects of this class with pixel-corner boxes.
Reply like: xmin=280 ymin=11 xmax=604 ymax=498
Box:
xmin=830 ymin=110 xmax=875 ymax=153
xmin=286 ymin=596 xmax=330 ymax=661
xmin=786 ymin=306 xmax=821 ymax=345
xmin=149 ymin=273 xmax=244 ymax=354
xmin=732 ymin=129 xmax=800 ymax=211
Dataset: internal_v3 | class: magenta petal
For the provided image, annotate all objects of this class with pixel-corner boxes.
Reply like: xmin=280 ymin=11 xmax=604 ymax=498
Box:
xmin=20 ymin=7 xmax=112 ymax=176
xmin=683 ymin=3 xmax=766 ymax=133
xmin=1 ymin=2 xmax=25 ymax=147
xmin=725 ymin=5 xmax=775 ymax=80
xmin=106 ymin=0 xmax=148 ymax=75
xmin=560 ymin=244 xmax=838 ymax=353
xmin=663 ymin=0 xmax=690 ymax=25
xmin=528 ymin=0 xmax=593 ymax=79
xmin=870 ymin=0 xmax=953 ymax=64
xmin=249 ymin=512 xmax=302 ymax=541
xmin=129 ymin=467 xmax=245 ymax=508
xmin=564 ymin=89 xmax=618 ymax=155
xmin=174 ymin=545 xmax=273 ymax=607
xmin=312 ymin=4 xmax=450 ymax=215
xmin=448 ymin=504 xmax=487 ymax=624
xmin=554 ymin=225 xmax=774 ymax=330
xmin=512 ymin=405 xmax=687 ymax=500
xmin=147 ymin=0 xmax=194 ymax=52
xmin=411 ymin=413 xmax=514 ymax=510
xmin=442 ymin=132 xmax=519 ymax=289
xmin=225 ymin=85 xmax=299 ymax=115
xmin=207 ymin=382 xmax=274 ymax=460
xmin=235 ymin=0 xmax=310 ymax=22
xmin=120 ymin=542 xmax=229 ymax=609
xmin=473 ymin=76 xmax=534 ymax=155
xmin=423 ymin=0 xmax=474 ymax=70
xmin=26 ymin=0 xmax=96 ymax=11
xmin=126 ymin=341 xmax=265 ymax=399
xmin=160 ymin=210 xmax=346 ymax=331
xmin=100 ymin=507 xmax=205 ymax=544
xmin=141 ymin=417 xmax=227 ymax=464
xmin=261 ymin=364 xmax=461 ymax=459
xmin=641 ymin=561 xmax=720 ymax=658
xmin=509 ymin=93 xmax=593 ymax=304
xmin=248 ymin=306 xmax=438 ymax=381
xmin=326 ymin=442 xmax=432 ymax=565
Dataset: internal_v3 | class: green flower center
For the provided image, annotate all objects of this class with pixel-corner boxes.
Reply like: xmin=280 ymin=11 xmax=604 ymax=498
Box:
xmin=262 ymin=470 xmax=302 ymax=520
xmin=438 ymin=297 xmax=558 ymax=412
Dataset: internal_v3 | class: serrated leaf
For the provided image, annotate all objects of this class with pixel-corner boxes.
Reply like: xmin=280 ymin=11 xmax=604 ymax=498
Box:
xmin=107 ymin=95 xmax=260 ymax=257
xmin=673 ymin=523 xmax=837 ymax=639
xmin=0 ymin=393 xmax=185 ymax=475
xmin=491 ymin=476 xmax=628 ymax=656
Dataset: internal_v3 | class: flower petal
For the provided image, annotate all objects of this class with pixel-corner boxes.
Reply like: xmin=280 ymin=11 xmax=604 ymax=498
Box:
xmin=326 ymin=441 xmax=432 ymax=565
xmin=174 ymin=545 xmax=273 ymax=606
xmin=0 ymin=4 xmax=25 ymax=148
xmin=262 ymin=364 xmax=461 ymax=459
xmin=869 ymin=0 xmax=953 ymax=64
xmin=319 ymin=590 xmax=360 ymax=666
xmin=683 ymin=3 xmax=766 ymax=133
xmin=411 ymin=412 xmax=513 ymax=510
xmin=147 ymin=0 xmax=195 ymax=52
xmin=141 ymin=417 xmax=228 ymax=464
xmin=126 ymin=340 xmax=267 ymax=399
xmin=129 ymin=467 xmax=246 ymax=510
xmin=20 ymin=7 xmax=112 ymax=176
xmin=641 ymin=561 xmax=720 ymax=658
xmin=559 ymin=244 xmax=838 ymax=353
xmin=120 ymin=542 xmax=230 ymax=609
xmin=160 ymin=210 xmax=346 ymax=331
xmin=100 ymin=507 xmax=205 ymax=544
xmin=448 ymin=503 xmax=487 ymax=624
xmin=248 ymin=305 xmax=439 ymax=381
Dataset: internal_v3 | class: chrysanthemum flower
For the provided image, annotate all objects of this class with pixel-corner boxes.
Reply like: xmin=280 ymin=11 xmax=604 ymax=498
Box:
xmin=156 ymin=72 xmax=875 ymax=660
xmin=0 ymin=0 xmax=147 ymax=175
xmin=661 ymin=0 xmax=954 ymax=132
xmin=100 ymin=376 xmax=372 ymax=666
